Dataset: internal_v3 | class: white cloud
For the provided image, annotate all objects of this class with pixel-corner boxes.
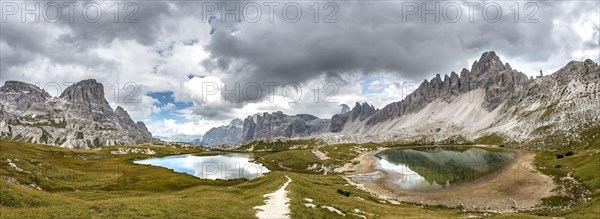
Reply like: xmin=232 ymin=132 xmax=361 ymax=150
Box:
xmin=2 ymin=0 xmax=598 ymax=139
xmin=146 ymin=118 xmax=226 ymax=137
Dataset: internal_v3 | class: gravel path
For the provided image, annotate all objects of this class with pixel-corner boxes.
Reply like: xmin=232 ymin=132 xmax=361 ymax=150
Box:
xmin=254 ymin=175 xmax=293 ymax=219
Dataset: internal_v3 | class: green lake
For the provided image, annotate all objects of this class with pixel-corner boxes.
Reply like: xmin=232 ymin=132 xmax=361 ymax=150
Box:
xmin=375 ymin=146 xmax=516 ymax=192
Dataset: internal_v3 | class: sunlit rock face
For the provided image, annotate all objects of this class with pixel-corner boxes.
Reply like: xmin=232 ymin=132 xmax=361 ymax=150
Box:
xmin=0 ymin=79 xmax=155 ymax=148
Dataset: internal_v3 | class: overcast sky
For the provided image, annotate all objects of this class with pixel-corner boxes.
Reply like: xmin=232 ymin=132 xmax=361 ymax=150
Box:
xmin=1 ymin=0 xmax=598 ymax=138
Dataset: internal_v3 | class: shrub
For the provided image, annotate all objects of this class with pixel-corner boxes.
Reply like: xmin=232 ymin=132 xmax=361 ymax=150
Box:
xmin=565 ymin=151 xmax=574 ymax=156
xmin=474 ymin=133 xmax=504 ymax=145
xmin=337 ymin=189 xmax=350 ymax=197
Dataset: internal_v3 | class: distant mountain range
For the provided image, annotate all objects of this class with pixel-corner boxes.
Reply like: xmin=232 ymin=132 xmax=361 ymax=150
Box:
xmin=155 ymin=134 xmax=204 ymax=143
xmin=201 ymin=51 xmax=599 ymax=146
xmin=3 ymin=51 xmax=598 ymax=148
xmin=0 ymin=79 xmax=155 ymax=148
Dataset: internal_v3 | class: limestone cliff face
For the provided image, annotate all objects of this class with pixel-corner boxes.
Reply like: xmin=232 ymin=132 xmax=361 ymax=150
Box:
xmin=192 ymin=51 xmax=600 ymax=146
xmin=0 ymin=79 xmax=154 ymax=148
xmin=317 ymin=52 xmax=599 ymax=145
xmin=365 ymin=51 xmax=530 ymax=125
xmin=0 ymin=81 xmax=51 ymax=111
xmin=201 ymin=119 xmax=243 ymax=146
xmin=241 ymin=111 xmax=329 ymax=142
xmin=330 ymin=102 xmax=378 ymax=132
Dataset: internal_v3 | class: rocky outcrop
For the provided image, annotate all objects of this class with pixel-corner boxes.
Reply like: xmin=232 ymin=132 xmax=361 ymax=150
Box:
xmin=0 ymin=79 xmax=155 ymax=148
xmin=201 ymin=118 xmax=243 ymax=146
xmin=329 ymin=113 xmax=349 ymax=133
xmin=330 ymin=102 xmax=378 ymax=132
xmin=352 ymin=102 xmax=377 ymax=122
xmin=114 ymin=106 xmax=154 ymax=143
xmin=316 ymin=52 xmax=599 ymax=145
xmin=241 ymin=111 xmax=329 ymax=142
xmin=339 ymin=104 xmax=350 ymax=114
xmin=366 ymin=51 xmax=529 ymax=125
xmin=0 ymin=81 xmax=51 ymax=111
xmin=201 ymin=51 xmax=600 ymax=146
xmin=59 ymin=79 xmax=114 ymax=122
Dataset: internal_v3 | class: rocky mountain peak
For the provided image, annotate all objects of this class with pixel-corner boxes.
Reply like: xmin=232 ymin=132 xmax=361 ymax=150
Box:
xmin=0 ymin=81 xmax=51 ymax=111
xmin=201 ymin=118 xmax=244 ymax=146
xmin=297 ymin=114 xmax=319 ymax=121
xmin=115 ymin=106 xmax=128 ymax=115
xmin=58 ymin=79 xmax=112 ymax=122
xmin=365 ymin=51 xmax=524 ymax=126
xmin=504 ymin=62 xmax=512 ymax=70
xmin=59 ymin=79 xmax=107 ymax=104
xmin=241 ymin=111 xmax=328 ymax=142
xmin=339 ymin=104 xmax=351 ymax=114
xmin=1 ymin=81 xmax=50 ymax=97
xmin=583 ymin=59 xmax=599 ymax=74
xmin=0 ymin=79 xmax=155 ymax=148
xmin=471 ymin=51 xmax=506 ymax=76
xmin=114 ymin=106 xmax=133 ymax=122
xmin=229 ymin=118 xmax=243 ymax=127
xmin=136 ymin=121 xmax=149 ymax=132
xmin=351 ymin=102 xmax=377 ymax=122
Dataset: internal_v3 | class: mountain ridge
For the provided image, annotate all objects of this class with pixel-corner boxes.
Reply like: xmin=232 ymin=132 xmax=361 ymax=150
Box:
xmin=200 ymin=51 xmax=599 ymax=147
xmin=0 ymin=79 xmax=155 ymax=148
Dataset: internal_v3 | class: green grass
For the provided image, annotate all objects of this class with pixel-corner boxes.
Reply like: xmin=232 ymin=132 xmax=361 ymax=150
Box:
xmin=237 ymin=139 xmax=324 ymax=152
xmin=75 ymin=132 xmax=84 ymax=140
xmin=532 ymin=125 xmax=553 ymax=135
xmin=540 ymin=99 xmax=561 ymax=120
xmin=7 ymin=116 xmax=67 ymax=129
xmin=0 ymin=140 xmax=458 ymax=218
xmin=474 ymin=133 xmax=505 ymax=145
xmin=258 ymin=149 xmax=321 ymax=172
xmin=533 ymin=141 xmax=600 ymax=218
xmin=1 ymin=139 xmax=598 ymax=218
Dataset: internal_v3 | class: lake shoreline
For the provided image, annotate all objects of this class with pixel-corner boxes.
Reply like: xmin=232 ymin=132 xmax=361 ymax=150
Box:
xmin=344 ymin=145 xmax=557 ymax=213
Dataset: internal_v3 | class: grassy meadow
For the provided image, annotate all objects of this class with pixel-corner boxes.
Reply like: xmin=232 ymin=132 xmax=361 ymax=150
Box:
xmin=0 ymin=137 xmax=598 ymax=218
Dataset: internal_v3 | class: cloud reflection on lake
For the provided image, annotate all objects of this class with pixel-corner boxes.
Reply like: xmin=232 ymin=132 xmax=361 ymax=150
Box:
xmin=134 ymin=153 xmax=270 ymax=180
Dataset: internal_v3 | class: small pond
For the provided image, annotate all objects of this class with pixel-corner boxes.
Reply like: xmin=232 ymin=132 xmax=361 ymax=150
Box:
xmin=375 ymin=146 xmax=515 ymax=192
xmin=134 ymin=153 xmax=270 ymax=180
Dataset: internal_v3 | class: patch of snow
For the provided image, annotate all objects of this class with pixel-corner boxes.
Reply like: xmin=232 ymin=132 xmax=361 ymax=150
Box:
xmin=29 ymin=184 xmax=42 ymax=190
xmin=321 ymin=206 xmax=345 ymax=216
xmin=304 ymin=203 xmax=317 ymax=208
xmin=351 ymin=214 xmax=367 ymax=219
xmin=6 ymin=159 xmax=28 ymax=173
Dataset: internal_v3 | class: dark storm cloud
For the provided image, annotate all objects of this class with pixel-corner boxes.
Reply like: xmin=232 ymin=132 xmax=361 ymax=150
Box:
xmin=202 ymin=1 xmax=599 ymax=84
xmin=0 ymin=0 xmax=598 ymax=119
xmin=0 ymin=1 xmax=172 ymax=73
